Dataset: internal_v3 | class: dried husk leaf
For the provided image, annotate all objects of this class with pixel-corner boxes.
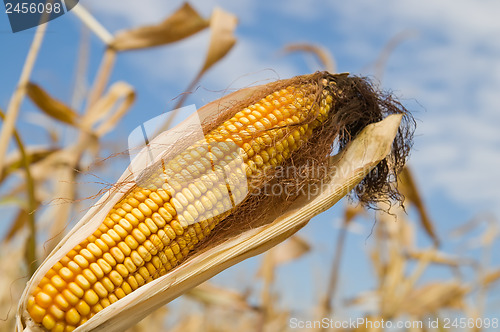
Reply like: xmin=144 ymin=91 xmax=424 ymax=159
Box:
xmin=200 ymin=8 xmax=237 ymax=75
xmin=26 ymin=82 xmax=79 ymax=126
xmin=110 ymin=3 xmax=209 ymax=51
xmin=81 ymin=81 xmax=135 ymax=135
xmin=16 ymin=82 xmax=402 ymax=332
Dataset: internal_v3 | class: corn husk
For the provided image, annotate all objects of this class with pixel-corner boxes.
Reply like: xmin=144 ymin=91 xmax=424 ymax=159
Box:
xmin=16 ymin=81 xmax=402 ymax=331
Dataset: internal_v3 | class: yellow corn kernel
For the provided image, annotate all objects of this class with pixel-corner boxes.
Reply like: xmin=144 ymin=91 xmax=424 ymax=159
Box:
xmin=101 ymin=298 xmax=111 ymax=308
xmin=48 ymin=305 xmax=64 ymax=321
xmin=50 ymin=276 xmax=66 ymax=292
xmin=28 ymin=304 xmax=46 ymax=322
xmin=67 ymin=283 xmax=84 ymax=298
xmin=42 ymin=314 xmax=56 ymax=330
xmin=52 ymin=322 xmax=65 ymax=332
xmin=35 ymin=291 xmax=52 ymax=309
xmin=83 ymin=290 xmax=99 ymax=306
xmin=61 ymin=290 xmax=79 ymax=306
xmin=65 ymin=308 xmax=81 ymax=325
xmin=75 ymin=301 xmax=90 ymax=316
xmin=27 ymin=77 xmax=336 ymax=331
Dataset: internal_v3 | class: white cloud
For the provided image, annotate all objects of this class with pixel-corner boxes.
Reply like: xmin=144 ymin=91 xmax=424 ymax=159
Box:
xmin=314 ymin=0 xmax=500 ymax=209
xmin=386 ymin=2 xmax=500 ymax=209
xmin=413 ymin=113 xmax=500 ymax=206
xmin=84 ymin=0 xmax=172 ymax=31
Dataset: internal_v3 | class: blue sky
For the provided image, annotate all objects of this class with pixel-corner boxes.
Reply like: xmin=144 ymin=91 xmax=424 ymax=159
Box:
xmin=1 ymin=0 xmax=500 ymax=324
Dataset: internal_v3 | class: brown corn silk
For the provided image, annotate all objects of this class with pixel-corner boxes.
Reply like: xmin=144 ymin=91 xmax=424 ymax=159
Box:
xmin=23 ymin=72 xmax=412 ymax=331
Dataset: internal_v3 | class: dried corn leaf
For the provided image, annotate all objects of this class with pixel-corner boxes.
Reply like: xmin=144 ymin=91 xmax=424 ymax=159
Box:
xmin=0 ymin=244 xmax=25 ymax=328
xmin=86 ymin=49 xmax=117 ymax=109
xmin=345 ymin=290 xmax=377 ymax=307
xmin=482 ymin=269 xmax=500 ymax=287
xmin=378 ymin=207 xmax=415 ymax=248
xmin=344 ymin=203 xmax=366 ymax=224
xmin=480 ymin=222 xmax=499 ymax=246
xmin=406 ymin=249 xmax=468 ymax=267
xmin=268 ymin=235 xmax=310 ymax=265
xmin=262 ymin=311 xmax=290 ymax=332
xmin=187 ymin=283 xmax=251 ymax=310
xmin=70 ymin=2 xmax=114 ymax=46
xmin=372 ymin=30 xmax=418 ymax=81
xmin=3 ymin=209 xmax=28 ymax=242
xmin=45 ymin=159 xmax=78 ymax=252
xmin=398 ymin=282 xmax=468 ymax=316
xmin=369 ymin=250 xmax=384 ymax=283
xmin=0 ymin=147 xmax=56 ymax=184
xmin=26 ymin=82 xmax=78 ymax=126
xmin=450 ymin=216 xmax=483 ymax=239
xmin=170 ymin=315 xmax=204 ymax=332
xmin=257 ymin=250 xmax=277 ymax=286
xmin=200 ymin=8 xmax=237 ymax=75
xmin=81 ymin=81 xmax=135 ymax=135
xmin=283 ymin=43 xmax=336 ymax=72
xmin=94 ymin=85 xmax=136 ymax=137
xmin=398 ymin=212 xmax=416 ymax=249
xmin=110 ymin=3 xmax=209 ymax=51
xmin=124 ymin=307 xmax=168 ymax=332
xmin=398 ymin=167 xmax=439 ymax=246
xmin=157 ymin=7 xmax=237 ymax=128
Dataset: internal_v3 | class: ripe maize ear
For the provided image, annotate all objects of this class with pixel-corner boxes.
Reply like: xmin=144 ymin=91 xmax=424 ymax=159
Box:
xmin=26 ymin=75 xmax=337 ymax=331
xmin=21 ymin=72 xmax=412 ymax=331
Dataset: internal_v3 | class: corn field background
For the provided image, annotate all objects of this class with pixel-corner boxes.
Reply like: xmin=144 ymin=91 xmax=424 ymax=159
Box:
xmin=1 ymin=0 xmax=500 ymax=331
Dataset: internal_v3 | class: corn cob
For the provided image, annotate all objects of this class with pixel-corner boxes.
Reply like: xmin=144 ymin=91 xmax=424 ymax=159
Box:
xmin=26 ymin=78 xmax=335 ymax=331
